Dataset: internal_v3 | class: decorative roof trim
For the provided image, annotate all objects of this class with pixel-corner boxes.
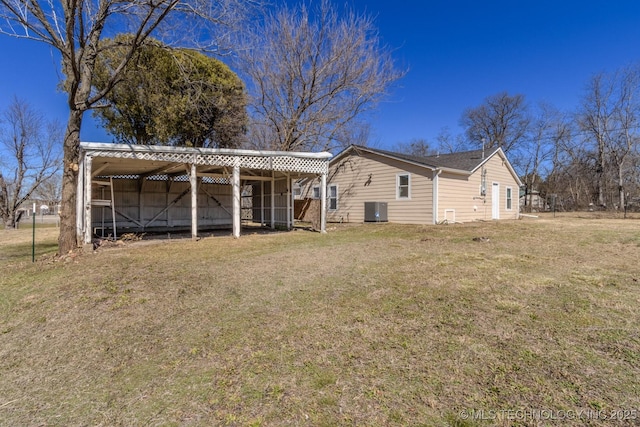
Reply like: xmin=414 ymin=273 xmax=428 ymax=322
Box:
xmin=80 ymin=142 xmax=332 ymax=175
xmin=80 ymin=142 xmax=332 ymax=159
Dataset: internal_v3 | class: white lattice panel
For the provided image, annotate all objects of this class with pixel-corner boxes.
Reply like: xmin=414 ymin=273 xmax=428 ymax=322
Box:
xmin=90 ymin=150 xmax=196 ymax=164
xmin=197 ymin=154 xmax=238 ymax=167
xmin=271 ymin=156 xmax=328 ymax=174
xmin=89 ymin=149 xmax=328 ymax=175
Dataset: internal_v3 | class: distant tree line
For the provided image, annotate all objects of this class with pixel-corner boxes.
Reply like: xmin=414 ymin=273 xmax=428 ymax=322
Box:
xmin=396 ymin=65 xmax=640 ymax=213
xmin=0 ymin=97 xmax=61 ymax=228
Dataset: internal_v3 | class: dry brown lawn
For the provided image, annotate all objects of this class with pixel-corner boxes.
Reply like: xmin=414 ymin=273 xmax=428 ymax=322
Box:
xmin=1 ymin=214 xmax=640 ymax=426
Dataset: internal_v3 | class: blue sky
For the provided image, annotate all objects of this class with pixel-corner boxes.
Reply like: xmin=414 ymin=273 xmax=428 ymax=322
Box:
xmin=1 ymin=1 xmax=640 ymax=151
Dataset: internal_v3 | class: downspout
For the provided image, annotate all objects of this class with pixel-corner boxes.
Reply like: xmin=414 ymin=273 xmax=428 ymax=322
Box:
xmin=432 ymin=169 xmax=442 ymax=224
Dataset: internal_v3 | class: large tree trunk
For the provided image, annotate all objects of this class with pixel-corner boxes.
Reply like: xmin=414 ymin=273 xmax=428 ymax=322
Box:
xmin=4 ymin=216 xmax=16 ymax=229
xmin=58 ymin=109 xmax=83 ymax=254
xmin=5 ymin=209 xmax=21 ymax=229
xmin=596 ymin=160 xmax=605 ymax=208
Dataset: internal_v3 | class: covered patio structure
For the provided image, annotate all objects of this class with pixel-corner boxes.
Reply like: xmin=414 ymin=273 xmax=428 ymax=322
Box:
xmin=76 ymin=142 xmax=332 ymax=245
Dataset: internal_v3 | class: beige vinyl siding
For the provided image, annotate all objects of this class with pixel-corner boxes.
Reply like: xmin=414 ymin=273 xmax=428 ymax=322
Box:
xmin=326 ymin=151 xmax=433 ymax=223
xmin=437 ymin=153 xmax=519 ymax=222
xmin=437 ymin=171 xmax=488 ymax=222
xmin=486 ymin=154 xmax=520 ymax=220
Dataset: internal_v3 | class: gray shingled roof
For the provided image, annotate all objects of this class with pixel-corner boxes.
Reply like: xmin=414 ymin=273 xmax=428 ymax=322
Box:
xmin=346 ymin=145 xmax=499 ymax=172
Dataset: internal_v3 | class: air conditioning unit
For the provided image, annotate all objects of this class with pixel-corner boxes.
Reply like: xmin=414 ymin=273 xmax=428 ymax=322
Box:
xmin=364 ymin=202 xmax=388 ymax=222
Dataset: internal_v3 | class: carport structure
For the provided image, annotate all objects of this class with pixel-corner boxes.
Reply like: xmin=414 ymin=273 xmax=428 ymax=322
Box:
xmin=76 ymin=142 xmax=332 ymax=245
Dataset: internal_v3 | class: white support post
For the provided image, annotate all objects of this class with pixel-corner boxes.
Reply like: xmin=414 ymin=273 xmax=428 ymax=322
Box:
xmin=167 ymin=178 xmax=172 ymax=227
xmin=76 ymin=154 xmax=85 ymax=246
xmin=270 ymin=172 xmax=275 ymax=229
xmin=232 ymin=164 xmax=241 ymax=238
xmin=286 ymin=173 xmax=291 ymax=230
xmin=320 ymin=173 xmax=327 ymax=233
xmin=138 ymin=177 xmax=145 ymax=226
xmin=83 ymin=156 xmax=93 ymax=244
xmin=260 ymin=180 xmax=265 ymax=226
xmin=190 ymin=163 xmax=198 ymax=240
xmin=110 ymin=176 xmax=117 ymax=240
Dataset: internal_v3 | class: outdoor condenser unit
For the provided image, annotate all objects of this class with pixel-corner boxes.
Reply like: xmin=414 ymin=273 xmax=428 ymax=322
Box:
xmin=364 ymin=202 xmax=388 ymax=222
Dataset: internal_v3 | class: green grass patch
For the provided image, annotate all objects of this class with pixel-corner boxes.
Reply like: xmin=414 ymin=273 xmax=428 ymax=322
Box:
xmin=1 ymin=218 xmax=640 ymax=425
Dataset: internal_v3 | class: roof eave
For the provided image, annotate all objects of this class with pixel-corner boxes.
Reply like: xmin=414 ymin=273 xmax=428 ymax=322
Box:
xmin=80 ymin=142 xmax=333 ymax=160
xmin=331 ymin=145 xmax=436 ymax=171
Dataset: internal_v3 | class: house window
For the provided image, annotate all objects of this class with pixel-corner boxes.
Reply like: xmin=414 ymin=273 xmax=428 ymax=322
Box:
xmin=397 ymin=173 xmax=410 ymax=199
xmin=293 ymin=184 xmax=302 ymax=199
xmin=328 ymin=184 xmax=338 ymax=210
xmin=506 ymin=187 xmax=513 ymax=210
xmin=312 ymin=186 xmax=320 ymax=199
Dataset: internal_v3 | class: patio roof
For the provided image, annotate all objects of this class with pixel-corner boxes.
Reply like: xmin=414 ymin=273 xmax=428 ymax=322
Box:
xmin=77 ymin=143 xmax=332 ymax=245
xmin=80 ymin=142 xmax=332 ymax=178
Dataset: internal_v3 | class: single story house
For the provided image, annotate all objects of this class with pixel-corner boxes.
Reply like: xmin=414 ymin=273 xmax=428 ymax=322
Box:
xmin=301 ymin=145 xmax=522 ymax=224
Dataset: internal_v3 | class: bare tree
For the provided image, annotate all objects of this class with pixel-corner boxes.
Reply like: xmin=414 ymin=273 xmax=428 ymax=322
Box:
xmin=33 ymin=172 xmax=62 ymax=212
xmin=609 ymin=66 xmax=640 ymax=209
xmin=577 ymin=72 xmax=615 ymax=207
xmin=460 ymin=92 xmax=531 ymax=155
xmin=520 ymin=103 xmax=570 ymax=211
xmin=435 ymin=126 xmax=470 ymax=154
xmin=393 ymin=138 xmax=433 ymax=157
xmin=0 ymin=97 xmax=61 ymax=228
xmin=237 ymin=0 xmax=405 ymax=152
xmin=33 ymin=118 xmax=64 ymax=213
xmin=577 ymin=66 xmax=640 ymax=209
xmin=0 ymin=0 xmax=252 ymax=253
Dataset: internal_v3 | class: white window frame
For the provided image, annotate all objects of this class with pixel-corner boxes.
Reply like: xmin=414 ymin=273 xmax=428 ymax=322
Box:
xmin=506 ymin=186 xmax=513 ymax=210
xmin=312 ymin=185 xmax=320 ymax=199
xmin=397 ymin=173 xmax=411 ymax=200
xmin=292 ymin=183 xmax=302 ymax=199
xmin=328 ymin=184 xmax=338 ymax=211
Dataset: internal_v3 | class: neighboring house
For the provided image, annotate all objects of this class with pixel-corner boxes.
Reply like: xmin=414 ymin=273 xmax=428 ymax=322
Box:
xmin=520 ymin=190 xmax=547 ymax=212
xmin=304 ymin=145 xmax=522 ymax=224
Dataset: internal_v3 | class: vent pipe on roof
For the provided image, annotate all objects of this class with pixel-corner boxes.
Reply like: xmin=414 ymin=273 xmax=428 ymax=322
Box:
xmin=481 ymin=138 xmax=485 ymax=160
